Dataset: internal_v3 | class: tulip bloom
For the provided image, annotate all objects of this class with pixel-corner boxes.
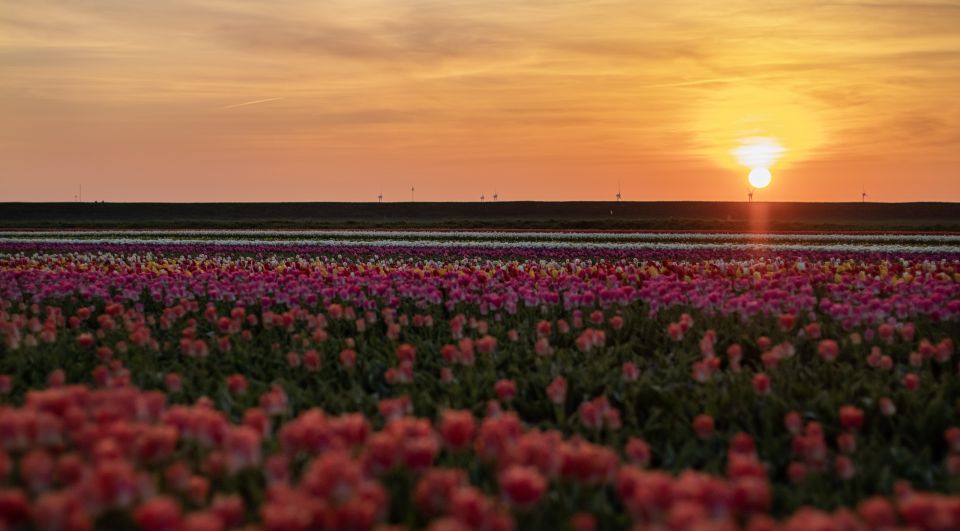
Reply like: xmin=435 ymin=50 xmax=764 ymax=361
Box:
xmin=693 ymin=415 xmax=715 ymax=440
xmin=498 ymin=465 xmax=547 ymax=509
xmin=752 ymin=373 xmax=771 ymax=395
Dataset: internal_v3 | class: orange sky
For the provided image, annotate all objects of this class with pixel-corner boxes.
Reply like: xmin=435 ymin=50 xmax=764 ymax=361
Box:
xmin=2 ymin=0 xmax=959 ymax=202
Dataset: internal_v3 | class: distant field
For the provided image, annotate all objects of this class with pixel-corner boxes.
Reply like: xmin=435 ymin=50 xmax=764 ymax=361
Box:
xmin=2 ymin=201 xmax=960 ymax=231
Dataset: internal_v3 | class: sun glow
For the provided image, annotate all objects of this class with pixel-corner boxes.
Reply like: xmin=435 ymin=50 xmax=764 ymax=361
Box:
xmin=732 ymin=137 xmax=784 ymax=170
xmin=734 ymin=137 xmax=782 ymax=189
xmin=692 ymin=86 xmax=826 ymax=194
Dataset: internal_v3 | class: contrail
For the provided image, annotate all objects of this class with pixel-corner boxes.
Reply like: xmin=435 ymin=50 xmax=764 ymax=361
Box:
xmin=219 ymin=97 xmax=283 ymax=110
xmin=638 ymin=77 xmax=745 ymax=89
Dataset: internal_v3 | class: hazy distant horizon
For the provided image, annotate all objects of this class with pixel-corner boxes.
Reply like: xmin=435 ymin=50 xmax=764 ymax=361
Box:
xmin=6 ymin=199 xmax=960 ymax=205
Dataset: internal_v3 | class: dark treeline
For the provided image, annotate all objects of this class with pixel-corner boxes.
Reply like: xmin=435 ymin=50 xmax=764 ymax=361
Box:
xmin=2 ymin=201 xmax=959 ymax=231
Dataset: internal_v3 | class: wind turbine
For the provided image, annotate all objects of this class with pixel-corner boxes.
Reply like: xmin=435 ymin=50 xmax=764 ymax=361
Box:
xmin=861 ymin=185 xmax=867 ymax=203
xmin=616 ymin=181 xmax=622 ymax=202
xmin=480 ymin=193 xmax=485 ymax=203
xmin=747 ymin=188 xmax=754 ymax=203
xmin=411 ymin=186 xmax=415 ymax=202
xmin=493 ymin=187 xmax=498 ymax=201
xmin=378 ymin=191 xmax=383 ymax=203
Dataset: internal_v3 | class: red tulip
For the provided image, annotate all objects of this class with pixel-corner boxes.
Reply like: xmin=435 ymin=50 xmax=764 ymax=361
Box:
xmin=784 ymin=411 xmax=803 ymax=435
xmin=77 ymin=333 xmax=95 ymax=348
xmin=134 ymin=496 xmax=182 ymax=531
xmin=498 ymin=465 xmax=546 ymax=508
xmin=879 ymin=397 xmax=896 ymax=416
xmin=546 ymin=376 xmax=567 ymax=405
xmin=165 ymin=373 xmax=183 ymax=393
xmin=226 ymin=374 xmax=248 ymax=396
xmin=817 ymin=339 xmax=839 ymax=362
xmin=494 ymin=379 xmax=517 ymax=403
xmin=339 ymin=348 xmax=357 ymax=369
xmin=834 ymin=455 xmax=856 ymax=480
xmin=752 ymin=373 xmax=771 ymax=395
xmin=693 ymin=414 xmax=715 ymax=440
xmin=625 ymin=437 xmax=651 ymax=467
xmin=839 ymin=405 xmax=864 ymax=432
xmin=440 ymin=410 xmax=476 ymax=451
xmin=303 ymin=350 xmax=321 ymax=372
xmin=903 ymin=373 xmax=921 ymax=391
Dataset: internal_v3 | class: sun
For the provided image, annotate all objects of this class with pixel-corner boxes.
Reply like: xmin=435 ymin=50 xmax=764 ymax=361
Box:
xmin=748 ymin=168 xmax=772 ymax=189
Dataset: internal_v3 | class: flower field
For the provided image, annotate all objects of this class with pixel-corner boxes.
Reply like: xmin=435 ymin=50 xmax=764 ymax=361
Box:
xmin=0 ymin=230 xmax=959 ymax=530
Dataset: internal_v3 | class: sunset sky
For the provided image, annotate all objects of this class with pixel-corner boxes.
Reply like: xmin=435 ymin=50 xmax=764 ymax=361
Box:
xmin=2 ymin=0 xmax=959 ymax=202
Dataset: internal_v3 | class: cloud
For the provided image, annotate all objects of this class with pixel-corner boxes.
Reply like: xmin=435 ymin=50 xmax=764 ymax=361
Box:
xmin=211 ymin=9 xmax=521 ymax=66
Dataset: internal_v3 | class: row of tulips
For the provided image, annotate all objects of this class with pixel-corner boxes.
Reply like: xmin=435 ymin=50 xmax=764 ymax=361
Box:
xmin=3 ymin=243 xmax=960 ymax=263
xmin=0 ymin=246 xmax=958 ymax=529
xmin=2 ymin=236 xmax=959 ymax=256
xmin=4 ymin=230 xmax=959 ymax=243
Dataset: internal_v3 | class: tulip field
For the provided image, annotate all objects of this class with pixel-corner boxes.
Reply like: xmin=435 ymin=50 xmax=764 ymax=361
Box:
xmin=1 ymin=229 xmax=959 ymax=531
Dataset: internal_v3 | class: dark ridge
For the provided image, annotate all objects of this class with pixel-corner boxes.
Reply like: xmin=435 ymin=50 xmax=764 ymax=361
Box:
xmin=2 ymin=201 xmax=959 ymax=231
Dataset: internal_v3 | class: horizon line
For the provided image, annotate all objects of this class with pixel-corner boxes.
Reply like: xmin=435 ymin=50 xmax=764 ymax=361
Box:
xmin=3 ymin=200 xmax=960 ymax=205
